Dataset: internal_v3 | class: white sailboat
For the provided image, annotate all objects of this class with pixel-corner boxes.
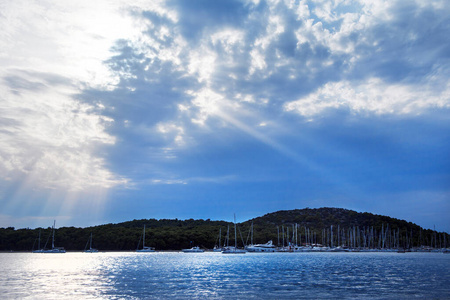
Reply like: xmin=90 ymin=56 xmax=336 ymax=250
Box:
xmin=83 ymin=232 xmax=98 ymax=253
xmin=213 ymin=227 xmax=224 ymax=252
xmin=182 ymin=246 xmax=205 ymax=253
xmin=136 ymin=225 xmax=155 ymax=252
xmin=32 ymin=228 xmax=44 ymax=253
xmin=222 ymin=214 xmax=246 ymax=254
xmin=41 ymin=220 xmax=66 ymax=253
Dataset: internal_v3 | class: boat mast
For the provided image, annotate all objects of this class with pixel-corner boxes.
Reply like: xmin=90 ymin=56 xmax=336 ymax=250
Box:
xmin=52 ymin=220 xmax=56 ymax=249
xmin=251 ymin=222 xmax=253 ymax=246
xmin=143 ymin=225 xmax=146 ymax=248
xmin=234 ymin=214 xmax=237 ymax=249
xmin=226 ymin=225 xmax=230 ymax=247
xmin=277 ymin=226 xmax=280 ymax=246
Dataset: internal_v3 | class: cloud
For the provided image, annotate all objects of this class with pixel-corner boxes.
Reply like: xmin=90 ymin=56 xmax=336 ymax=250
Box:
xmin=83 ymin=0 xmax=449 ymax=188
xmin=0 ymin=0 xmax=449 ymax=230
xmin=0 ymin=0 xmax=144 ymax=192
xmin=0 ymin=70 xmax=126 ymax=191
xmin=284 ymin=76 xmax=450 ymax=117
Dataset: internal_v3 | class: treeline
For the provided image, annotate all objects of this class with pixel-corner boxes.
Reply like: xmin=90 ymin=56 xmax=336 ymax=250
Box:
xmin=0 ymin=219 xmax=230 ymax=251
xmin=0 ymin=208 xmax=448 ymax=251
xmin=241 ymin=208 xmax=449 ymax=249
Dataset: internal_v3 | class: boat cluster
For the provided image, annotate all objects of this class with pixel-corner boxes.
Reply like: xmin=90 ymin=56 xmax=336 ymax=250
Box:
xmin=32 ymin=220 xmax=96 ymax=253
xmin=181 ymin=242 xmax=450 ymax=254
xmin=32 ymin=221 xmax=66 ymax=253
xmin=32 ymin=219 xmax=450 ymax=254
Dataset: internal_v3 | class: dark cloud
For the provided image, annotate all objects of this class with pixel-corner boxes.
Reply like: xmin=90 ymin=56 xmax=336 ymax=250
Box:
xmin=350 ymin=1 xmax=450 ymax=83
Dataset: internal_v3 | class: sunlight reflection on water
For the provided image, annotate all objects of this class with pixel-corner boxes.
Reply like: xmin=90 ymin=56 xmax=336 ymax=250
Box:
xmin=0 ymin=252 xmax=449 ymax=299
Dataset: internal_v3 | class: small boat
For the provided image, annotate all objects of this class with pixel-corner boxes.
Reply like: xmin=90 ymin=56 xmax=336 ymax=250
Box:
xmin=246 ymin=240 xmax=276 ymax=252
xmin=327 ymin=246 xmax=350 ymax=252
xmin=32 ymin=229 xmax=45 ymax=253
xmin=222 ymin=214 xmax=247 ymax=254
xmin=182 ymin=246 xmax=204 ymax=253
xmin=222 ymin=246 xmax=247 ymax=254
xmin=136 ymin=225 xmax=155 ymax=252
xmin=213 ymin=227 xmax=224 ymax=251
xmin=43 ymin=247 xmax=66 ymax=253
xmin=41 ymin=221 xmax=66 ymax=253
xmin=83 ymin=232 xmax=98 ymax=253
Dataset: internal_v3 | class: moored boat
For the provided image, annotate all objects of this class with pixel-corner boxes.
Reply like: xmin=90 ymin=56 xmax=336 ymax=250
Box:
xmin=222 ymin=214 xmax=247 ymax=254
xmin=83 ymin=232 xmax=98 ymax=253
xmin=44 ymin=221 xmax=66 ymax=253
xmin=32 ymin=229 xmax=44 ymax=253
xmin=136 ymin=225 xmax=155 ymax=252
xmin=223 ymin=247 xmax=247 ymax=254
xmin=246 ymin=240 xmax=276 ymax=252
xmin=182 ymin=246 xmax=204 ymax=253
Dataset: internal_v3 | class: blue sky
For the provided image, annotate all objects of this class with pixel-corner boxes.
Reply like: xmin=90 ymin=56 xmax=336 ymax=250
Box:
xmin=1 ymin=0 xmax=449 ymax=232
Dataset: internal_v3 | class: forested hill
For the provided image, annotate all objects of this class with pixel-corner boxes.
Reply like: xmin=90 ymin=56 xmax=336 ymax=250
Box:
xmin=245 ymin=207 xmax=421 ymax=230
xmin=0 ymin=207 xmax=447 ymax=251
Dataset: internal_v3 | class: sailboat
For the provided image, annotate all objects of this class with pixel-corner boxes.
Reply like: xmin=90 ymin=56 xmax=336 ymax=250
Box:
xmin=213 ymin=227 xmax=224 ymax=252
xmin=222 ymin=214 xmax=247 ymax=254
xmin=182 ymin=246 xmax=205 ymax=253
xmin=136 ymin=225 xmax=155 ymax=252
xmin=32 ymin=228 xmax=44 ymax=253
xmin=83 ymin=232 xmax=98 ymax=253
xmin=41 ymin=220 xmax=66 ymax=253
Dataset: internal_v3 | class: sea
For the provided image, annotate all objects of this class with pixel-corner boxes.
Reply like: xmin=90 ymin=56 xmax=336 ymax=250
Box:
xmin=0 ymin=251 xmax=449 ymax=299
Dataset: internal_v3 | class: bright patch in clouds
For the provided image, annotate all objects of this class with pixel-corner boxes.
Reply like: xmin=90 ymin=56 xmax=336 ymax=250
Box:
xmin=0 ymin=70 xmax=125 ymax=190
xmin=285 ymin=77 xmax=450 ymax=117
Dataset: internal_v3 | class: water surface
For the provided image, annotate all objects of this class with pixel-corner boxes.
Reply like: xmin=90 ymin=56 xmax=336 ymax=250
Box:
xmin=1 ymin=252 xmax=449 ymax=299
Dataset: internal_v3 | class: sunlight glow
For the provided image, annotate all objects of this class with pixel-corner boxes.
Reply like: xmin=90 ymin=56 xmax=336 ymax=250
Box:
xmin=188 ymin=48 xmax=217 ymax=83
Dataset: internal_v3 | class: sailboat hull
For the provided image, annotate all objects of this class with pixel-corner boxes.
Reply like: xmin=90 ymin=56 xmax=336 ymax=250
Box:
xmin=222 ymin=249 xmax=247 ymax=254
xmin=137 ymin=247 xmax=155 ymax=252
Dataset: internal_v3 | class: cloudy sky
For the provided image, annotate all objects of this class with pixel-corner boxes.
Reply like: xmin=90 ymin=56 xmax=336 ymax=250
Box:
xmin=1 ymin=0 xmax=449 ymax=232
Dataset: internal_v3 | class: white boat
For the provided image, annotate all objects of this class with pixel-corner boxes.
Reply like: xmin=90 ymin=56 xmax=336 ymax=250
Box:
xmin=182 ymin=246 xmax=204 ymax=253
xmin=32 ymin=229 xmax=45 ymax=253
xmin=213 ymin=227 xmax=225 ymax=251
xmin=43 ymin=247 xmax=66 ymax=253
xmin=222 ymin=214 xmax=247 ymax=254
xmin=41 ymin=221 xmax=66 ymax=253
xmin=246 ymin=240 xmax=276 ymax=252
xmin=136 ymin=225 xmax=155 ymax=252
xmin=83 ymin=232 xmax=98 ymax=253
xmin=222 ymin=246 xmax=247 ymax=254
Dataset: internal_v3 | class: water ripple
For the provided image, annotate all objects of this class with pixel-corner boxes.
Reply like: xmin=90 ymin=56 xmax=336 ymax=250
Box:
xmin=0 ymin=252 xmax=449 ymax=299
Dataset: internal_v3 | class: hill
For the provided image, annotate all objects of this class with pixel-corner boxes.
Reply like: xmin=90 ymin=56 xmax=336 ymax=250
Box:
xmin=0 ymin=207 xmax=447 ymax=251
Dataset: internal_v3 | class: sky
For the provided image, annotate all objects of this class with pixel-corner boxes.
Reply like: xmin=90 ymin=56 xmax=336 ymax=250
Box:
xmin=0 ymin=0 xmax=449 ymax=232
